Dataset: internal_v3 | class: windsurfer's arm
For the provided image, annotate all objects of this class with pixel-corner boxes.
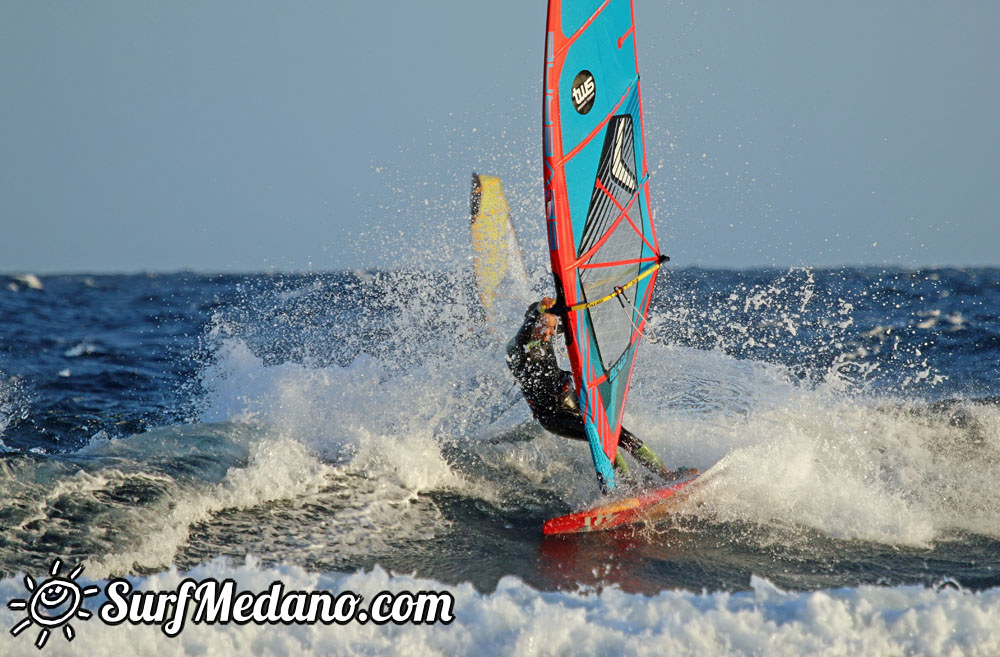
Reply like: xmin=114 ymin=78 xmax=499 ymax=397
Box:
xmin=507 ymin=303 xmax=542 ymax=366
xmin=557 ymin=370 xmax=577 ymax=412
xmin=511 ymin=300 xmax=559 ymax=356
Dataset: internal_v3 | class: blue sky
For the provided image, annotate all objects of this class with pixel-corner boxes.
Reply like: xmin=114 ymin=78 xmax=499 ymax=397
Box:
xmin=2 ymin=1 xmax=998 ymax=272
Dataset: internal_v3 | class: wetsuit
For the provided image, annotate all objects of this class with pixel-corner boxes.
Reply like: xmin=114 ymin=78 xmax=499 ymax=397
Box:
xmin=505 ymin=301 xmax=672 ymax=483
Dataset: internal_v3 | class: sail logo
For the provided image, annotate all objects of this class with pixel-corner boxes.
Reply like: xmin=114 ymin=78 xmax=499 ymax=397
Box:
xmin=610 ymin=119 xmax=637 ymax=192
xmin=571 ymin=71 xmax=596 ymax=114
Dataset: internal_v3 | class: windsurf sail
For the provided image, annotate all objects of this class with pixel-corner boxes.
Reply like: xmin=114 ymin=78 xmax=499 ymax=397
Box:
xmin=469 ymin=173 xmax=530 ymax=328
xmin=543 ymin=0 xmax=665 ymax=491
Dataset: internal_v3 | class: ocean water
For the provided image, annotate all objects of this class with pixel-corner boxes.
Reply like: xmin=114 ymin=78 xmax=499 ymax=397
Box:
xmin=1 ymin=266 xmax=999 ymax=655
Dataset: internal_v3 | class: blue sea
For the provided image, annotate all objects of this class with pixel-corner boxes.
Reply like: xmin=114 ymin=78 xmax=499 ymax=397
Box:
xmin=1 ymin=266 xmax=999 ymax=655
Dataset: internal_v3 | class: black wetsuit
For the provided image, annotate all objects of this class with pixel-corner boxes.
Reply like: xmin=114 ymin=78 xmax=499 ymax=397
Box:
xmin=505 ymin=302 xmax=653 ymax=461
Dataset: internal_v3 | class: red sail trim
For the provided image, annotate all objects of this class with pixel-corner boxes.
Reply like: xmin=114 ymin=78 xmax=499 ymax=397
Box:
xmin=639 ymin=267 xmax=657 ymax=319
xmin=617 ymin=25 xmax=634 ymax=49
xmin=590 ymin=372 xmax=609 ymax=386
xmin=553 ymin=0 xmax=614 ymax=58
xmin=616 ymin=291 xmax=653 ymax=434
xmin=571 ymin=182 xmax=644 ymax=269
xmin=572 ymin=207 xmax=630 ymax=268
xmin=628 ymin=0 xmax=641 ymax=73
xmin=592 ymin=177 xmax=659 ymax=256
xmin=588 ymin=382 xmax=614 ymax=456
xmin=633 ymin=84 xmax=658 ymax=252
xmin=577 ymin=255 xmax=660 ymax=269
xmin=578 ymin=292 xmax=616 ymax=461
xmin=557 ymin=78 xmax=637 ymax=169
xmin=580 ymin=318 xmax=595 ymax=419
xmin=626 ymin=264 xmax=658 ymax=344
xmin=602 ymin=392 xmax=615 ymax=456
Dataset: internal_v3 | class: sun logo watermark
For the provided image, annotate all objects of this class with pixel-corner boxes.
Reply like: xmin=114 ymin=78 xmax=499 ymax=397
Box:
xmin=7 ymin=559 xmax=100 ymax=649
xmin=7 ymin=559 xmax=455 ymax=648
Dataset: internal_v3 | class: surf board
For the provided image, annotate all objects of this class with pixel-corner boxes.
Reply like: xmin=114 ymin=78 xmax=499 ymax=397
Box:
xmin=543 ymin=474 xmax=699 ymax=535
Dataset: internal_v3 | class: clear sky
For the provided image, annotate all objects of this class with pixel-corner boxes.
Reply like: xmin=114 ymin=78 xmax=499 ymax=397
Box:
xmin=2 ymin=1 xmax=998 ymax=273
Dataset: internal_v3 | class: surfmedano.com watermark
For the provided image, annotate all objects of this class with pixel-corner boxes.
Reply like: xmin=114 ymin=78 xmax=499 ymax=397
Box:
xmin=8 ymin=559 xmax=455 ymax=649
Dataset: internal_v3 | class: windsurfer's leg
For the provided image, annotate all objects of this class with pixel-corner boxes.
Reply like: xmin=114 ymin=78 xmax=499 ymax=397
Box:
xmin=537 ymin=409 xmax=587 ymax=441
xmin=539 ymin=410 xmax=624 ymax=493
xmin=619 ymin=428 xmax=700 ymax=481
xmin=618 ymin=427 xmax=666 ymax=473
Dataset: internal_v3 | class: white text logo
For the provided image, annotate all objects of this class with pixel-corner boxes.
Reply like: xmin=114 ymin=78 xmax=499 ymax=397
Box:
xmin=8 ymin=560 xmax=456 ymax=649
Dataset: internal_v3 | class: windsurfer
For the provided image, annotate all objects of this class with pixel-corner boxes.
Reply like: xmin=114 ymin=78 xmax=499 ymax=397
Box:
xmin=506 ymin=298 xmax=697 ymax=491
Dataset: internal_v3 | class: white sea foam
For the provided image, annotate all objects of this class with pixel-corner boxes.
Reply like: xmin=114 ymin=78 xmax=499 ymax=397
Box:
xmin=193 ymin=288 xmax=1000 ymax=555
xmin=186 ymin=330 xmax=486 ymax=564
xmin=46 ymin=265 xmax=968 ymax=600
xmin=627 ymin=341 xmax=1000 ymax=546
xmin=199 ymin=335 xmax=465 ymax=492
xmin=81 ymin=430 xmax=332 ymax=579
xmin=0 ymin=295 xmax=514 ymax=578
xmin=0 ymin=373 xmax=28 ymax=444
xmin=1 ymin=559 xmax=997 ymax=657
xmin=63 ymin=342 xmax=104 ymax=358
xmin=13 ymin=273 xmax=43 ymax=290
xmin=0 ymin=420 xmax=333 ymax=578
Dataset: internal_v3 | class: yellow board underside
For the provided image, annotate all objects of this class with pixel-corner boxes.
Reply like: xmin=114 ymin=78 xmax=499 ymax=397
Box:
xmin=470 ymin=175 xmax=516 ymax=318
